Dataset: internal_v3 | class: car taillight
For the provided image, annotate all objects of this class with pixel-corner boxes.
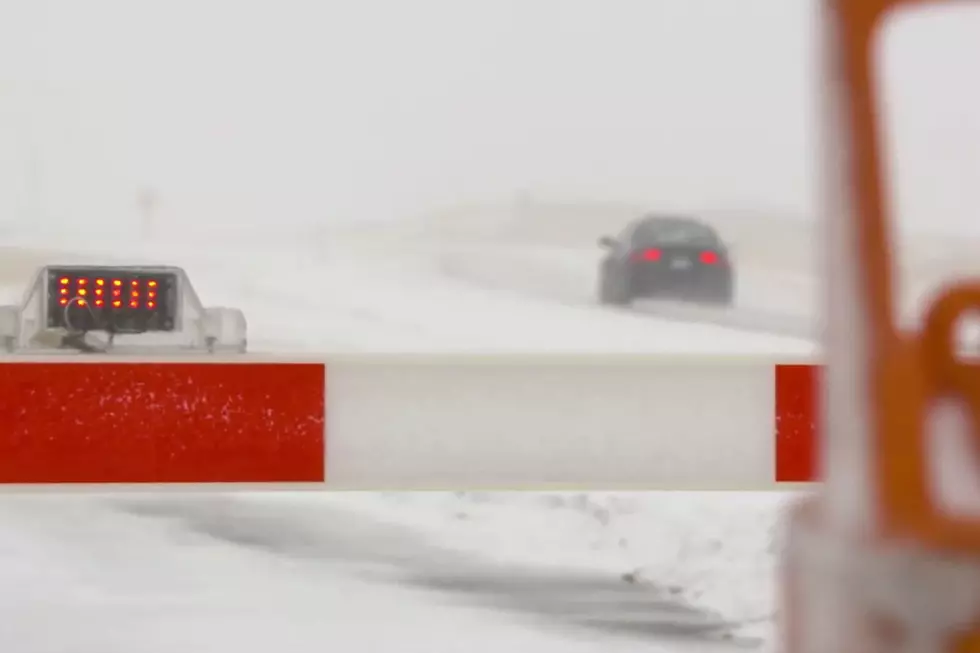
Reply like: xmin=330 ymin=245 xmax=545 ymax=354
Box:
xmin=699 ymin=251 xmax=719 ymax=265
xmin=632 ymin=248 xmax=661 ymax=262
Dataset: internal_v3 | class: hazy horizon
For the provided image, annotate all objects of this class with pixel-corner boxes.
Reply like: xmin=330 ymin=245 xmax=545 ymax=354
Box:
xmin=0 ymin=0 xmax=814 ymax=234
xmin=0 ymin=0 xmax=976 ymax=239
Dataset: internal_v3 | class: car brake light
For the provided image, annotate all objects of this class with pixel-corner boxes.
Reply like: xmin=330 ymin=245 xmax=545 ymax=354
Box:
xmin=632 ymin=248 xmax=661 ymax=262
xmin=700 ymin=251 xmax=719 ymax=265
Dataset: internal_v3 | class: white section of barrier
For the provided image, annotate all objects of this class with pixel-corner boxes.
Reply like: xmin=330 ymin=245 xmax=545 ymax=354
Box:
xmin=325 ymin=358 xmax=780 ymax=489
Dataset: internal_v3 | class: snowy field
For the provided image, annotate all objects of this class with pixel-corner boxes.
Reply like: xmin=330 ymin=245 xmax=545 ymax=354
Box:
xmin=0 ymin=217 xmax=810 ymax=653
xmin=0 ymin=491 xmax=797 ymax=653
xmin=1 ymin=202 xmax=975 ymax=653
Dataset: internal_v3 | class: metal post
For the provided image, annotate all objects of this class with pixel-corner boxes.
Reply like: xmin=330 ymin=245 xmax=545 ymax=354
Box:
xmin=22 ymin=85 xmax=43 ymax=230
xmin=138 ymin=187 xmax=159 ymax=240
xmin=782 ymin=1 xmax=980 ymax=652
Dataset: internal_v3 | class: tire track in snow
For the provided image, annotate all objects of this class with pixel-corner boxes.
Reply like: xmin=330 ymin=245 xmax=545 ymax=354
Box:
xmin=114 ymin=494 xmax=765 ymax=651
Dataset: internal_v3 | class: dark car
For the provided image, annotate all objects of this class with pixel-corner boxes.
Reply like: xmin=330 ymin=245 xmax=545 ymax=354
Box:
xmin=596 ymin=214 xmax=734 ymax=306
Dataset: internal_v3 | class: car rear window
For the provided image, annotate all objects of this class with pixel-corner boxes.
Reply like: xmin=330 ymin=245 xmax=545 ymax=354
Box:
xmin=635 ymin=220 xmax=717 ymax=245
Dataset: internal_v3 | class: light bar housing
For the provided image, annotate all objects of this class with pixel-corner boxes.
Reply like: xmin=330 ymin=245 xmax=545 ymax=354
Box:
xmin=0 ymin=264 xmax=247 ymax=355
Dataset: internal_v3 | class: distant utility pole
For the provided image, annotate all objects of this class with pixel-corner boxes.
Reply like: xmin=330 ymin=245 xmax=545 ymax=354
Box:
xmin=513 ymin=188 xmax=533 ymax=225
xmin=22 ymin=87 xmax=43 ymax=228
xmin=137 ymin=187 xmax=159 ymax=239
xmin=24 ymin=141 xmax=42 ymax=227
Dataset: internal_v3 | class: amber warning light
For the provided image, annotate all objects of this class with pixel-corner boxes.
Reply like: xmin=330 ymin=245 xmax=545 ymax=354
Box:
xmin=47 ymin=268 xmax=177 ymax=334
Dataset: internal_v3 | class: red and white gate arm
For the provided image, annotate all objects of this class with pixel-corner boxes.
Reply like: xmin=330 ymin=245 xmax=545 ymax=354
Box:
xmin=0 ymin=354 xmax=820 ymax=489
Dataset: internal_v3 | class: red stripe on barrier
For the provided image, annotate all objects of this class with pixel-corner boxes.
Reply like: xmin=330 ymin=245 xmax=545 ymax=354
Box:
xmin=0 ymin=362 xmax=325 ymax=484
xmin=775 ymin=364 xmax=819 ymax=482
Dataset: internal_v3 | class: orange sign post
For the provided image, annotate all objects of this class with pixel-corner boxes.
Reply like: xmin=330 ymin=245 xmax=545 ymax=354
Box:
xmin=783 ymin=0 xmax=980 ymax=651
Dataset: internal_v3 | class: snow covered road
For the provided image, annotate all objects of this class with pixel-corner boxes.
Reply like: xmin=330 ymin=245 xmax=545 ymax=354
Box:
xmin=434 ymin=242 xmax=815 ymax=340
xmin=0 ymin=226 xmax=816 ymax=356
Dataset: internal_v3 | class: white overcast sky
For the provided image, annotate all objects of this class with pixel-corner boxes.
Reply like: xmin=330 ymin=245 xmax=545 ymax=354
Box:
xmin=0 ymin=0 xmax=976 ymax=236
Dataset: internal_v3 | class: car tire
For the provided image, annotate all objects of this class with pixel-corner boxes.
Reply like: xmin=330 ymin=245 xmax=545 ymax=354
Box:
xmin=599 ymin=270 xmax=632 ymax=306
xmin=708 ymin=278 xmax=734 ymax=307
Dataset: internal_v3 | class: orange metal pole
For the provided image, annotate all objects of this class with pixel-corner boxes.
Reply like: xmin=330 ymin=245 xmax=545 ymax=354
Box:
xmin=783 ymin=1 xmax=980 ymax=651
